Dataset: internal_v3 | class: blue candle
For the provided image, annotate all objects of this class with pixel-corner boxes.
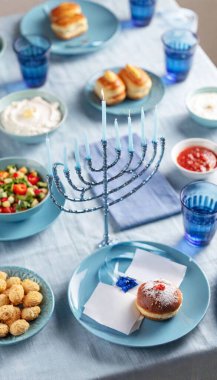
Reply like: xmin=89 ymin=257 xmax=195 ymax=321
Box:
xmin=84 ymin=132 xmax=91 ymax=159
xmin=114 ymin=119 xmax=121 ymax=151
xmin=141 ymin=107 xmax=146 ymax=145
xmin=101 ymin=89 xmax=107 ymax=142
xmin=74 ymin=139 xmax=81 ymax=169
xmin=63 ymin=146 xmax=68 ymax=171
xmin=153 ymin=106 xmax=158 ymax=142
xmin=46 ymin=135 xmax=52 ymax=175
xmin=128 ymin=111 xmax=134 ymax=152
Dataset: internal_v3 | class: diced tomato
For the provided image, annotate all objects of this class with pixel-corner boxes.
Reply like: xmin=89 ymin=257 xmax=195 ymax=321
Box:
xmin=1 ymin=207 xmax=15 ymax=213
xmin=13 ymin=173 xmax=19 ymax=178
xmin=0 ymin=207 xmax=2 ymax=213
xmin=34 ymin=189 xmax=42 ymax=195
xmin=0 ymin=181 xmax=4 ymax=185
xmin=1 ymin=197 xmax=8 ymax=202
xmin=27 ymin=174 xmax=40 ymax=185
xmin=13 ymin=183 xmax=27 ymax=195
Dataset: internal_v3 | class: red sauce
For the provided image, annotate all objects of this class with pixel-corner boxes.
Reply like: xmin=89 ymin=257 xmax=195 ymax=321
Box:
xmin=177 ymin=146 xmax=217 ymax=172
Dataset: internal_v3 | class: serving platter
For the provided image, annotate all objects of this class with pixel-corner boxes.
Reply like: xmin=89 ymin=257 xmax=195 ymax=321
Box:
xmin=68 ymin=241 xmax=210 ymax=347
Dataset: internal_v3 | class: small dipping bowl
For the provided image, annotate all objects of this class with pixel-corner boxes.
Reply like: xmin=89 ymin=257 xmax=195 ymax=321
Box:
xmin=0 ymin=89 xmax=67 ymax=144
xmin=171 ymin=138 xmax=217 ymax=180
xmin=0 ymin=157 xmax=49 ymax=222
xmin=186 ymin=87 xmax=217 ymax=128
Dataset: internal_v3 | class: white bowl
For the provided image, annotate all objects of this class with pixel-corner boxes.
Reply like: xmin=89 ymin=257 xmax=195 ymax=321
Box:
xmin=171 ymin=138 xmax=217 ymax=179
xmin=186 ymin=87 xmax=217 ymax=128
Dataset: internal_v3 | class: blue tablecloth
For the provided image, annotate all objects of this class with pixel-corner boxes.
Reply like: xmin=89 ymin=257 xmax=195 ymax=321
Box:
xmin=1 ymin=1 xmax=217 ymax=379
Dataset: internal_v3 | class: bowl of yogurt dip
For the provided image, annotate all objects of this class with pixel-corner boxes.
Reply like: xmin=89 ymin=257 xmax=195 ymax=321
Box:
xmin=186 ymin=87 xmax=217 ymax=128
xmin=0 ymin=89 xmax=67 ymax=143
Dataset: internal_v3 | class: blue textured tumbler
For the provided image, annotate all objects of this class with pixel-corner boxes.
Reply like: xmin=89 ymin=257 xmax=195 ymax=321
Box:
xmin=129 ymin=0 xmax=157 ymax=27
xmin=181 ymin=181 xmax=217 ymax=246
xmin=13 ymin=35 xmax=51 ymax=88
xmin=162 ymin=29 xmax=198 ymax=82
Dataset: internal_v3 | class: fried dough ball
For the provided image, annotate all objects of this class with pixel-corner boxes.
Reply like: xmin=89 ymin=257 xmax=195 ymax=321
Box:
xmin=23 ymin=291 xmax=43 ymax=307
xmin=3 ymin=288 xmax=10 ymax=297
xmin=22 ymin=279 xmax=40 ymax=294
xmin=0 ymin=294 xmax=10 ymax=307
xmin=6 ymin=277 xmax=21 ymax=288
xmin=9 ymin=285 xmax=24 ymax=305
xmin=0 ymin=279 xmax=7 ymax=293
xmin=0 ymin=272 xmax=7 ymax=281
xmin=0 ymin=305 xmax=14 ymax=322
xmin=5 ymin=307 xmax=21 ymax=327
xmin=21 ymin=306 xmax=41 ymax=321
xmin=10 ymin=319 xmax=29 ymax=336
xmin=0 ymin=323 xmax=9 ymax=337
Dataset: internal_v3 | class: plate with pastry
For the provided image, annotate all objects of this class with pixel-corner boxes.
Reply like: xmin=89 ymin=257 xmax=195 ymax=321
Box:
xmin=84 ymin=65 xmax=165 ymax=115
xmin=0 ymin=266 xmax=54 ymax=345
xmin=68 ymin=241 xmax=210 ymax=347
xmin=20 ymin=0 xmax=120 ymax=55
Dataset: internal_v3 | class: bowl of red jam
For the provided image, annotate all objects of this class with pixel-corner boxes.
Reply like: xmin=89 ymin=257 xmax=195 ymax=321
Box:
xmin=171 ymin=138 xmax=217 ymax=179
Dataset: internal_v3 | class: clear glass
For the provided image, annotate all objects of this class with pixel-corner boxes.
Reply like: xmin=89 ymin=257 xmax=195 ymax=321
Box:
xmin=162 ymin=28 xmax=198 ymax=83
xmin=181 ymin=181 xmax=217 ymax=246
xmin=158 ymin=8 xmax=198 ymax=33
xmin=129 ymin=0 xmax=157 ymax=27
xmin=13 ymin=34 xmax=51 ymax=88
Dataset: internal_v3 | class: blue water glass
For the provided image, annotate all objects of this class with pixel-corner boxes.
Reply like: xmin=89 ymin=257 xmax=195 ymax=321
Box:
xmin=162 ymin=29 xmax=198 ymax=82
xmin=181 ymin=181 xmax=217 ymax=246
xmin=129 ymin=0 xmax=157 ymax=27
xmin=13 ymin=35 xmax=51 ymax=88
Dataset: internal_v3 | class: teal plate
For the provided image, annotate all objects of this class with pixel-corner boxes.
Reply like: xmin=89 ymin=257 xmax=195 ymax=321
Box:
xmin=84 ymin=68 xmax=165 ymax=115
xmin=0 ymin=183 xmax=64 ymax=241
xmin=0 ymin=266 xmax=54 ymax=345
xmin=20 ymin=0 xmax=120 ymax=55
xmin=68 ymin=241 xmax=210 ymax=347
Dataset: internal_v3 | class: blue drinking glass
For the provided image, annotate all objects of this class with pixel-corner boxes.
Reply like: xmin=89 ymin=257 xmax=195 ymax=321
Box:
xmin=129 ymin=0 xmax=157 ymax=27
xmin=181 ymin=181 xmax=217 ymax=246
xmin=13 ymin=35 xmax=51 ymax=88
xmin=162 ymin=29 xmax=198 ymax=83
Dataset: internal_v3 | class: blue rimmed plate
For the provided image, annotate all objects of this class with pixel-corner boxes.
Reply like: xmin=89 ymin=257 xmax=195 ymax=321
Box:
xmin=0 ymin=266 xmax=54 ymax=345
xmin=0 ymin=182 xmax=64 ymax=241
xmin=68 ymin=241 xmax=210 ymax=347
xmin=84 ymin=67 xmax=165 ymax=116
xmin=20 ymin=0 xmax=120 ymax=55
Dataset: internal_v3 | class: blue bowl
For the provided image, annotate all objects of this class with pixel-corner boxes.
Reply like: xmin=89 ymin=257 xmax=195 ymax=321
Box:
xmin=0 ymin=89 xmax=67 ymax=144
xmin=0 ymin=266 xmax=54 ymax=345
xmin=0 ymin=157 xmax=49 ymax=222
xmin=186 ymin=87 xmax=217 ymax=128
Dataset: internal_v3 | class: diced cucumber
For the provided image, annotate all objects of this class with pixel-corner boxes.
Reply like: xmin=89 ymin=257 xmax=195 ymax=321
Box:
xmin=37 ymin=181 xmax=48 ymax=188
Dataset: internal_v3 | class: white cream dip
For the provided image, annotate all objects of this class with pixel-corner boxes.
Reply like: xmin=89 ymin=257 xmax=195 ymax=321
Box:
xmin=1 ymin=97 xmax=62 ymax=136
xmin=188 ymin=92 xmax=217 ymax=120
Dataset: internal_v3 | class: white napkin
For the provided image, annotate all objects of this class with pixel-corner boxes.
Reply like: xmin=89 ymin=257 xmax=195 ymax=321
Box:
xmin=83 ymin=282 xmax=143 ymax=335
xmin=125 ymin=249 xmax=186 ymax=287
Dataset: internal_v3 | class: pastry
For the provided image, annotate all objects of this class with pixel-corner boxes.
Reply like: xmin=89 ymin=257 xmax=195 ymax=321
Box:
xmin=51 ymin=13 xmax=88 ymax=40
xmin=119 ymin=64 xmax=152 ymax=99
xmin=50 ymin=2 xmax=82 ymax=22
xmin=94 ymin=70 xmax=126 ymax=105
xmin=136 ymin=280 xmax=183 ymax=320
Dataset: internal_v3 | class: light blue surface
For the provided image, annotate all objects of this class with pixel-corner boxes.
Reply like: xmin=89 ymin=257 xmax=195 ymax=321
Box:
xmin=186 ymin=87 xmax=217 ymax=128
xmin=0 ymin=266 xmax=55 ymax=346
xmin=20 ymin=0 xmax=120 ymax=55
xmin=68 ymin=241 xmax=210 ymax=347
xmin=0 ymin=157 xmax=49 ymax=222
xmin=84 ymin=67 xmax=165 ymax=115
xmin=0 ymin=177 xmax=64 ymax=240
xmin=0 ymin=89 xmax=67 ymax=143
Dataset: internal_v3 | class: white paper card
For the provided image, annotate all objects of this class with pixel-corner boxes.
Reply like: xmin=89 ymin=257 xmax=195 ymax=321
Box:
xmin=125 ymin=249 xmax=187 ymax=287
xmin=83 ymin=282 xmax=143 ymax=335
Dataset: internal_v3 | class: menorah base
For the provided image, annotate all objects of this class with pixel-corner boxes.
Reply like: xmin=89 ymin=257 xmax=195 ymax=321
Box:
xmin=98 ymin=237 xmax=117 ymax=248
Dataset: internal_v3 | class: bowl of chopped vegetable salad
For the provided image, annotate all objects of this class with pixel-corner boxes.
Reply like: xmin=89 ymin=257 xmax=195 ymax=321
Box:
xmin=0 ymin=157 xmax=49 ymax=222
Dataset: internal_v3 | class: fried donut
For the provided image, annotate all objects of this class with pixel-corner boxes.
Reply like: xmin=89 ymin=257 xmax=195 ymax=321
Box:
xmin=119 ymin=64 xmax=152 ymax=99
xmin=94 ymin=70 xmax=126 ymax=105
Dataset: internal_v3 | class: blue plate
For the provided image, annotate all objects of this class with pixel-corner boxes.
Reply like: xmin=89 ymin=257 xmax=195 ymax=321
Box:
xmin=20 ymin=0 xmax=120 ymax=55
xmin=84 ymin=67 xmax=165 ymax=115
xmin=0 ymin=182 xmax=64 ymax=241
xmin=68 ymin=241 xmax=210 ymax=347
xmin=0 ymin=266 xmax=54 ymax=345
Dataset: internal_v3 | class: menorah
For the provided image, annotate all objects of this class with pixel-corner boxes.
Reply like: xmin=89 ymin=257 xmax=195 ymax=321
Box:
xmin=46 ymin=105 xmax=165 ymax=247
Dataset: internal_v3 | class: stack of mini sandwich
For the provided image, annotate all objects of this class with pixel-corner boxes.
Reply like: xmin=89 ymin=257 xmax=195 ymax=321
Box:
xmin=50 ymin=2 xmax=88 ymax=40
